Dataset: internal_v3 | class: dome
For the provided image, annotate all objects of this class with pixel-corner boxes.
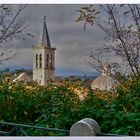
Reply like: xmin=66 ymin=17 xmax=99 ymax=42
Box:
xmin=91 ymin=75 xmax=118 ymax=92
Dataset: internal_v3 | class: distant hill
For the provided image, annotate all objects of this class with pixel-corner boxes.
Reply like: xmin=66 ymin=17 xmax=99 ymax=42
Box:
xmin=55 ymin=75 xmax=98 ymax=80
xmin=0 ymin=67 xmax=99 ymax=81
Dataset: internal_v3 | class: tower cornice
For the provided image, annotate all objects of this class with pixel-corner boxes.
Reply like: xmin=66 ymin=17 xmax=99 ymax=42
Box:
xmin=33 ymin=46 xmax=56 ymax=50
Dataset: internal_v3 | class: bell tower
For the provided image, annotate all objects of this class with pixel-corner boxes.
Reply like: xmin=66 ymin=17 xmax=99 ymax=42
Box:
xmin=33 ymin=17 xmax=56 ymax=86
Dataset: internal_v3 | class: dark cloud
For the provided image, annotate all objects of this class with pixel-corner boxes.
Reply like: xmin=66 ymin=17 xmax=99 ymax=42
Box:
xmin=4 ymin=4 xmax=105 ymax=76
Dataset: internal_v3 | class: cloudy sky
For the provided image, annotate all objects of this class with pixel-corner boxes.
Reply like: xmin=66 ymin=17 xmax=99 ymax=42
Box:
xmin=3 ymin=4 xmax=105 ymax=76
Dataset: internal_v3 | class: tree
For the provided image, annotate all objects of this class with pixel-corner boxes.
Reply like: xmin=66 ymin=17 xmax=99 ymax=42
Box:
xmin=76 ymin=4 xmax=140 ymax=85
xmin=0 ymin=4 xmax=31 ymax=65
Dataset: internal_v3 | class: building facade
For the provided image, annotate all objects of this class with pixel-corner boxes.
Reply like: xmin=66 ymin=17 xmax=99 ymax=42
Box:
xmin=33 ymin=17 xmax=56 ymax=86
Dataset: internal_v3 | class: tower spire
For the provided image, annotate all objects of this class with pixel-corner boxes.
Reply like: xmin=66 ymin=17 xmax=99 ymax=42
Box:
xmin=39 ymin=16 xmax=51 ymax=47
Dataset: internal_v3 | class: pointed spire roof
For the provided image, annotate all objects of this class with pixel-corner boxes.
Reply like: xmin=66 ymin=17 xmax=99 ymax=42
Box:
xmin=39 ymin=16 xmax=51 ymax=47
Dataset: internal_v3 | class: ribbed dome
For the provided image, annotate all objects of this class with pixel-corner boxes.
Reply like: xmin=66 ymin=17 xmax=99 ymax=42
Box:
xmin=91 ymin=75 xmax=118 ymax=92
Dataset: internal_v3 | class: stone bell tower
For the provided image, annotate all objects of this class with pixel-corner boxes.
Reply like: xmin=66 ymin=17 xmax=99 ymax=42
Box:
xmin=33 ymin=17 xmax=56 ymax=86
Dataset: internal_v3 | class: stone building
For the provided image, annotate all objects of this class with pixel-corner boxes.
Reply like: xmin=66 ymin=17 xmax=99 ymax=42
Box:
xmin=33 ymin=17 xmax=56 ymax=86
xmin=91 ymin=64 xmax=118 ymax=92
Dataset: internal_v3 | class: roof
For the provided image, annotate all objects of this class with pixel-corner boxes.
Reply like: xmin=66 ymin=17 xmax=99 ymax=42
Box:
xmin=39 ymin=16 xmax=51 ymax=48
xmin=13 ymin=72 xmax=32 ymax=83
xmin=91 ymin=75 xmax=118 ymax=92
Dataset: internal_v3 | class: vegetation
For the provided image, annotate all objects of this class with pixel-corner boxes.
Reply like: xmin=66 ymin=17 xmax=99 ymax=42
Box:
xmin=76 ymin=4 xmax=140 ymax=88
xmin=0 ymin=4 xmax=32 ymax=65
xmin=0 ymin=75 xmax=140 ymax=136
xmin=0 ymin=4 xmax=140 ymax=136
xmin=68 ymin=4 xmax=140 ymax=136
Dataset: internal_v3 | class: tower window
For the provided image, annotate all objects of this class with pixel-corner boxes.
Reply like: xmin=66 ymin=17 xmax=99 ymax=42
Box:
xmin=50 ymin=54 xmax=53 ymax=69
xmin=39 ymin=54 xmax=42 ymax=68
xmin=46 ymin=54 xmax=49 ymax=68
xmin=36 ymin=54 xmax=38 ymax=68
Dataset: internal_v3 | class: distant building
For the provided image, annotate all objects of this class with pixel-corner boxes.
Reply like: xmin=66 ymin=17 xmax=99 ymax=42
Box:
xmin=33 ymin=17 xmax=56 ymax=86
xmin=13 ymin=72 xmax=32 ymax=83
xmin=91 ymin=64 xmax=118 ymax=92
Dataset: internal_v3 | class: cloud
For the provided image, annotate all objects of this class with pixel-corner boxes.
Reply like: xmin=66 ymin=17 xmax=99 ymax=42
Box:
xmin=3 ymin=48 xmax=32 ymax=69
xmin=3 ymin=4 xmax=106 ymax=76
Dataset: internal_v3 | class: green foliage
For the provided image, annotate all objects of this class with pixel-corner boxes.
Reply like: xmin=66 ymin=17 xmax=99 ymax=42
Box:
xmin=0 ymin=76 xmax=140 ymax=136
